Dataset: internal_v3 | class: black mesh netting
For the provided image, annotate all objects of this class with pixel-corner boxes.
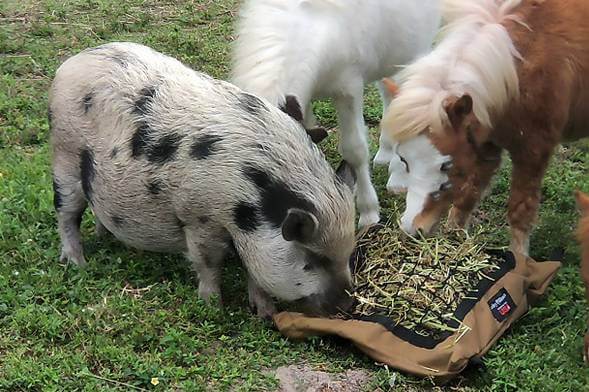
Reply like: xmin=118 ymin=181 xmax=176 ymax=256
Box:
xmin=348 ymin=224 xmax=507 ymax=342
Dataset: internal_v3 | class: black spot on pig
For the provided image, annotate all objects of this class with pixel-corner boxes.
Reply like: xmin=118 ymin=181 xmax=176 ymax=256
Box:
xmin=130 ymin=122 xmax=152 ymax=158
xmin=146 ymin=133 xmax=184 ymax=164
xmin=130 ymin=86 xmax=159 ymax=159
xmin=82 ymin=92 xmax=93 ymax=114
xmin=234 ymin=202 xmax=260 ymax=232
xmin=133 ymin=85 xmax=157 ymax=116
xmin=241 ymin=165 xmax=315 ymax=227
xmin=110 ymin=147 xmax=119 ymax=159
xmin=238 ymin=93 xmax=267 ymax=115
xmin=111 ymin=215 xmax=124 ymax=227
xmin=190 ymin=134 xmax=223 ymax=160
xmin=147 ymin=179 xmax=165 ymax=195
xmin=52 ymin=179 xmax=62 ymax=211
xmin=80 ymin=148 xmax=96 ymax=204
xmin=241 ymin=165 xmax=271 ymax=189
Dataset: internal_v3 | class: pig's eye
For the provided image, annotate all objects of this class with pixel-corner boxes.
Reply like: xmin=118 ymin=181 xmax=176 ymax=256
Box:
xmin=303 ymin=264 xmax=314 ymax=271
xmin=399 ymin=156 xmax=409 ymax=173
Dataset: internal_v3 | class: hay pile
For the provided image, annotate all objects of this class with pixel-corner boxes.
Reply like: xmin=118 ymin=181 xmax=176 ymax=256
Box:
xmin=348 ymin=225 xmax=504 ymax=339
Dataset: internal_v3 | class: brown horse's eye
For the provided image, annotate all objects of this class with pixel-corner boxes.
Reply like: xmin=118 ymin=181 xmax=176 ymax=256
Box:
xmin=399 ymin=156 xmax=410 ymax=173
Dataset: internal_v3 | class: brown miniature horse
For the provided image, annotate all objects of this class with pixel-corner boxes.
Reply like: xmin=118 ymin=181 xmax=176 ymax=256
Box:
xmin=576 ymin=191 xmax=589 ymax=362
xmin=380 ymin=0 xmax=589 ymax=255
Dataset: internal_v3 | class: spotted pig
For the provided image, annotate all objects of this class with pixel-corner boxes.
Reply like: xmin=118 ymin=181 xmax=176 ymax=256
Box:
xmin=49 ymin=42 xmax=356 ymax=318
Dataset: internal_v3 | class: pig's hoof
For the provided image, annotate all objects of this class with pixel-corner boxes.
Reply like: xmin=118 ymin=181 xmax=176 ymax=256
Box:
xmin=198 ymin=283 xmax=222 ymax=305
xmin=59 ymin=249 xmax=87 ymax=267
xmin=249 ymin=292 xmax=276 ymax=320
xmin=250 ymin=301 xmax=276 ymax=320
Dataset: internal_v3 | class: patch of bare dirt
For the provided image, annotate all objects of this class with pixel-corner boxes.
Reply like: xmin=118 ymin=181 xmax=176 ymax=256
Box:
xmin=274 ymin=364 xmax=372 ymax=392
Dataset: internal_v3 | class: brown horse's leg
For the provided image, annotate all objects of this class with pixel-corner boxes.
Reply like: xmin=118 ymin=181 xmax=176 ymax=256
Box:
xmin=507 ymin=146 xmax=553 ymax=256
xmin=448 ymin=144 xmax=503 ymax=228
xmin=582 ymin=250 xmax=589 ymax=362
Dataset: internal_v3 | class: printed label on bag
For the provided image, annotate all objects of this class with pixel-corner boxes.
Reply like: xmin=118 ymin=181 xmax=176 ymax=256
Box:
xmin=488 ymin=288 xmax=516 ymax=322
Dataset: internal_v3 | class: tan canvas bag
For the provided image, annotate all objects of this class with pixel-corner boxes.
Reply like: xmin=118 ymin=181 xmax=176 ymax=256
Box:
xmin=274 ymin=252 xmax=560 ymax=378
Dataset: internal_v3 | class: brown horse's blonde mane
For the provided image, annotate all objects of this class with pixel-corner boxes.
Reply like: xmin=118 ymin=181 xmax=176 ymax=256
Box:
xmin=383 ymin=0 xmax=523 ymax=142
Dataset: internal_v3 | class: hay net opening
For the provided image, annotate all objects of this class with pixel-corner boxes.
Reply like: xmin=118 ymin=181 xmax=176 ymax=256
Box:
xmin=346 ymin=224 xmax=508 ymax=343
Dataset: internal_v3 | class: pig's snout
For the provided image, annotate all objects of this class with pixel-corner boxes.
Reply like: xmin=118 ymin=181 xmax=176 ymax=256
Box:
xmin=301 ymin=280 xmax=354 ymax=316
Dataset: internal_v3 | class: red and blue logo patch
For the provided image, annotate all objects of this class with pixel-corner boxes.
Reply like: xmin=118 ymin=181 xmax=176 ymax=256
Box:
xmin=488 ymin=288 xmax=516 ymax=322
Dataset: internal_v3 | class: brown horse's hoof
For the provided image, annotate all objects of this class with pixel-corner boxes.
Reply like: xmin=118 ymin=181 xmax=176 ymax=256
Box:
xmin=447 ymin=207 xmax=470 ymax=229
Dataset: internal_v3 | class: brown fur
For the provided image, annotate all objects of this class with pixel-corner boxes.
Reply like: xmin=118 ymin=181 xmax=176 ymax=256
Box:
xmin=421 ymin=0 xmax=589 ymax=255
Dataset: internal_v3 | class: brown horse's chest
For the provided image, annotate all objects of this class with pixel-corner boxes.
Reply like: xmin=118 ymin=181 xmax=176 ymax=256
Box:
xmin=562 ymin=92 xmax=589 ymax=141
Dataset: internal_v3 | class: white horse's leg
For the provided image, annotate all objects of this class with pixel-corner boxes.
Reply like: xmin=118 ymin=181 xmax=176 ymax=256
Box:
xmin=376 ymin=78 xmax=394 ymax=113
xmin=334 ymin=86 xmax=380 ymax=227
xmin=303 ymin=102 xmax=318 ymax=129
xmin=373 ymin=79 xmax=397 ymax=167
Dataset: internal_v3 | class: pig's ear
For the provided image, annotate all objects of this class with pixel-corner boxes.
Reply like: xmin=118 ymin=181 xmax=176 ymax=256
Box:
xmin=306 ymin=127 xmax=329 ymax=144
xmin=282 ymin=208 xmax=319 ymax=243
xmin=280 ymin=95 xmax=304 ymax=122
xmin=280 ymin=95 xmax=328 ymax=144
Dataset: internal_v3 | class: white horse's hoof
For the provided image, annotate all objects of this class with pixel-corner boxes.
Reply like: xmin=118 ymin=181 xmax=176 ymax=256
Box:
xmin=358 ymin=211 xmax=380 ymax=228
xmin=387 ymin=185 xmax=408 ymax=194
xmin=373 ymin=149 xmax=393 ymax=167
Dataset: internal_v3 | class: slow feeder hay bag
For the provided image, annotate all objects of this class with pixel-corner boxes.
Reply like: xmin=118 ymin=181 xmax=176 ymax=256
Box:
xmin=274 ymin=225 xmax=561 ymax=379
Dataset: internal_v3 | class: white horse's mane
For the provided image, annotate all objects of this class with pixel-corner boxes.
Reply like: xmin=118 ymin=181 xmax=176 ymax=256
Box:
xmin=383 ymin=0 xmax=524 ymax=142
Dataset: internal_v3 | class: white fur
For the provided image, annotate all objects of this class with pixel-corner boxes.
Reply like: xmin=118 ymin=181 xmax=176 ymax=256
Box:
xmin=380 ymin=0 xmax=523 ymax=233
xmin=396 ymin=136 xmax=449 ymax=234
xmin=49 ymin=42 xmax=356 ymax=316
xmin=232 ymin=0 xmax=441 ymax=227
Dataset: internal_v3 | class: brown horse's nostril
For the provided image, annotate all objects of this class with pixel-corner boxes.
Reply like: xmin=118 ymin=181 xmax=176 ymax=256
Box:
xmin=440 ymin=161 xmax=453 ymax=172
xmin=440 ymin=182 xmax=453 ymax=192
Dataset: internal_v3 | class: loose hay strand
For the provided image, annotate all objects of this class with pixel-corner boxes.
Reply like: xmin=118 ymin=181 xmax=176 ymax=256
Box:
xmin=349 ymin=225 xmax=503 ymax=340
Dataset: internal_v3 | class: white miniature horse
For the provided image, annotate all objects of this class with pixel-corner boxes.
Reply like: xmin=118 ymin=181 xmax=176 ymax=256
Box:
xmin=231 ymin=0 xmax=441 ymax=227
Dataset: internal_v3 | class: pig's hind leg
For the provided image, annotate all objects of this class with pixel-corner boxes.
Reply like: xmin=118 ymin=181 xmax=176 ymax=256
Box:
xmin=53 ymin=158 xmax=88 ymax=267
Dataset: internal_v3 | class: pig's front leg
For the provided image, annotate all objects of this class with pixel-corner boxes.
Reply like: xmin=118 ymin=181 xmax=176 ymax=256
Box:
xmin=247 ymin=276 xmax=276 ymax=319
xmin=185 ymin=226 xmax=228 ymax=304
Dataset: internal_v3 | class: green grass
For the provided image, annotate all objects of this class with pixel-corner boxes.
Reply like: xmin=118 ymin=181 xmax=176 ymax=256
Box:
xmin=1 ymin=1 xmax=588 ymax=390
